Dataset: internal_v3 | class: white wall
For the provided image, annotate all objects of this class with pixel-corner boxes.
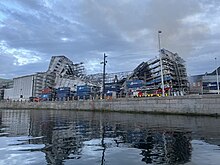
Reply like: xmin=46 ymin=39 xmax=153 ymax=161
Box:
xmin=12 ymin=75 xmax=34 ymax=100
xmin=4 ymin=88 xmax=14 ymax=100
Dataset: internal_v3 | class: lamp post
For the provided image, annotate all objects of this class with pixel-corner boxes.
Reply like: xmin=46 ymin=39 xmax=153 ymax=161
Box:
xmin=101 ymin=53 xmax=107 ymax=99
xmin=158 ymin=30 xmax=165 ymax=97
xmin=215 ymin=58 xmax=219 ymax=94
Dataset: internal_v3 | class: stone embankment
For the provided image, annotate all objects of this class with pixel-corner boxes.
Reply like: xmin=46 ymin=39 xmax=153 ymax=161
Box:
xmin=0 ymin=94 xmax=220 ymax=116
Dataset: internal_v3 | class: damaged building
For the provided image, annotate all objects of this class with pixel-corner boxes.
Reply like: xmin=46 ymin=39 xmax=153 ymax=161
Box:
xmin=2 ymin=49 xmax=189 ymax=100
xmin=3 ymin=56 xmax=86 ymax=100
xmin=123 ymin=49 xmax=188 ymax=96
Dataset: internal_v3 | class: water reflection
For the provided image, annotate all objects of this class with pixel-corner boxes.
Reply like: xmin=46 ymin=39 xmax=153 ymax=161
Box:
xmin=0 ymin=109 xmax=220 ymax=165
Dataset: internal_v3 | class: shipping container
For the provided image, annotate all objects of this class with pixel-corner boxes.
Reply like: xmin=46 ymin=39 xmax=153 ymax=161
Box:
xmin=105 ymin=84 xmax=120 ymax=93
xmin=57 ymin=87 xmax=70 ymax=91
xmin=106 ymin=91 xmax=117 ymax=99
xmin=76 ymin=85 xmax=98 ymax=99
xmin=55 ymin=86 xmax=71 ymax=100
xmin=77 ymin=91 xmax=90 ymax=99
xmin=42 ymin=88 xmax=52 ymax=94
xmin=77 ymin=85 xmax=91 ymax=92
xmin=126 ymin=80 xmax=144 ymax=89
xmin=56 ymin=87 xmax=71 ymax=95
xmin=56 ymin=93 xmax=70 ymax=97
xmin=56 ymin=90 xmax=70 ymax=94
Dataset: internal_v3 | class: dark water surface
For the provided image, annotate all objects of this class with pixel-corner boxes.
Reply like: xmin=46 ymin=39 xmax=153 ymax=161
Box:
xmin=0 ymin=109 xmax=220 ymax=165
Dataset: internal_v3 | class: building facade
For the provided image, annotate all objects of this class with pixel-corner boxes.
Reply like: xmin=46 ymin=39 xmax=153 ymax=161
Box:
xmin=189 ymin=67 xmax=220 ymax=94
xmin=202 ymin=75 xmax=220 ymax=94
xmin=0 ymin=79 xmax=13 ymax=100
xmin=188 ymin=75 xmax=203 ymax=94
xmin=32 ymin=72 xmax=56 ymax=97
xmin=47 ymin=56 xmax=85 ymax=78
xmin=4 ymin=75 xmax=34 ymax=100
xmin=126 ymin=49 xmax=188 ymax=95
xmin=4 ymin=72 xmax=56 ymax=100
xmin=3 ymin=56 xmax=85 ymax=100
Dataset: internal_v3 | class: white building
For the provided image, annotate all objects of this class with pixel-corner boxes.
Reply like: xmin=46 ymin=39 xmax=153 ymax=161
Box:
xmin=3 ymin=56 xmax=86 ymax=100
xmin=4 ymin=75 xmax=34 ymax=100
xmin=4 ymin=72 xmax=56 ymax=100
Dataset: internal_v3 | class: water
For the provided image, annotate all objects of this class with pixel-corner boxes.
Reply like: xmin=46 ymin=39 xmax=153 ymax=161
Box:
xmin=0 ymin=109 xmax=220 ymax=165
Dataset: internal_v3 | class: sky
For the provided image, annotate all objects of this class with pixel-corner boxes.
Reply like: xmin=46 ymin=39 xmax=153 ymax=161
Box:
xmin=0 ymin=0 xmax=220 ymax=79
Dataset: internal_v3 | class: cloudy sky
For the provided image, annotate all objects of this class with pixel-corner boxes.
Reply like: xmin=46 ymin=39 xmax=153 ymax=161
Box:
xmin=0 ymin=0 xmax=220 ymax=79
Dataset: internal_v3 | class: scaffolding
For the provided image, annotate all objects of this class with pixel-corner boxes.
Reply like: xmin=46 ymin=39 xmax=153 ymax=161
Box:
xmin=124 ymin=49 xmax=188 ymax=94
xmin=46 ymin=53 xmax=188 ymax=94
xmin=84 ymin=71 xmax=132 ymax=86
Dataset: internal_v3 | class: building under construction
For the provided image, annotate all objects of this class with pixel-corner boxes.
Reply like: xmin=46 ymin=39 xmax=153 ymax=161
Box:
xmin=84 ymin=49 xmax=188 ymax=97
xmin=47 ymin=56 xmax=85 ymax=85
xmin=2 ymin=49 xmax=188 ymax=100
xmin=3 ymin=56 xmax=87 ymax=100
xmin=124 ymin=49 xmax=188 ymax=95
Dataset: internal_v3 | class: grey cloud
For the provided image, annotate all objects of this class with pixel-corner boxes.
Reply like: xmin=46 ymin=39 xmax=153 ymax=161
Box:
xmin=0 ymin=52 xmax=47 ymax=78
xmin=81 ymin=0 xmax=208 ymax=57
xmin=0 ymin=0 xmax=219 ymax=78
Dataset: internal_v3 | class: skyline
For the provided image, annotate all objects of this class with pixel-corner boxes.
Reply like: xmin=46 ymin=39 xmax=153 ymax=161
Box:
xmin=0 ymin=0 xmax=220 ymax=79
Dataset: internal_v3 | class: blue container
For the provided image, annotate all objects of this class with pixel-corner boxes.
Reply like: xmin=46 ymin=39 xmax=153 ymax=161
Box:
xmin=56 ymin=87 xmax=70 ymax=92
xmin=57 ymin=87 xmax=70 ymax=91
xmin=56 ymin=87 xmax=71 ymax=95
xmin=77 ymin=91 xmax=91 ymax=96
xmin=77 ymin=94 xmax=90 ymax=99
xmin=106 ymin=92 xmax=113 ymax=96
xmin=105 ymin=85 xmax=120 ymax=93
xmin=77 ymin=88 xmax=91 ymax=99
xmin=56 ymin=90 xmax=70 ymax=94
xmin=126 ymin=80 xmax=144 ymax=89
xmin=203 ymin=82 xmax=219 ymax=90
xmin=57 ymin=89 xmax=70 ymax=91
xmin=77 ymin=85 xmax=92 ymax=93
xmin=57 ymin=93 xmax=70 ymax=97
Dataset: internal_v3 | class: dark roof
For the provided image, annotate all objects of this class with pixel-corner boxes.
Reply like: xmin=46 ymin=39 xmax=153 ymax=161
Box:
xmin=208 ymin=66 xmax=220 ymax=75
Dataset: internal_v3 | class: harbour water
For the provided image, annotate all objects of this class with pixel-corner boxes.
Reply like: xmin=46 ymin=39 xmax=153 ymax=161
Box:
xmin=0 ymin=109 xmax=220 ymax=165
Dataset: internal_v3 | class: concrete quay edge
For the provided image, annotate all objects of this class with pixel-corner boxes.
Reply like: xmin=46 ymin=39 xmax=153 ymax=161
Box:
xmin=0 ymin=94 xmax=220 ymax=117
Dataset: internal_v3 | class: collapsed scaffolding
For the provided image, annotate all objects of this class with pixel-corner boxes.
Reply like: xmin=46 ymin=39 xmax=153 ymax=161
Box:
xmin=44 ymin=49 xmax=188 ymax=98
xmin=124 ymin=49 xmax=188 ymax=96
xmin=3 ymin=49 xmax=188 ymax=101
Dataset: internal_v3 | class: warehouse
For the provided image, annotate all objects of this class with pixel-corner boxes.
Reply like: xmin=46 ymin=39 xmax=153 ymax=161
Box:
xmin=4 ymin=75 xmax=34 ymax=100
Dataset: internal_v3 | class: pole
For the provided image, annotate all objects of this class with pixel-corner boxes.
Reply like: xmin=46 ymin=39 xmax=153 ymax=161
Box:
xmin=215 ymin=58 xmax=219 ymax=94
xmin=158 ymin=31 xmax=165 ymax=97
xmin=102 ymin=53 xmax=107 ymax=99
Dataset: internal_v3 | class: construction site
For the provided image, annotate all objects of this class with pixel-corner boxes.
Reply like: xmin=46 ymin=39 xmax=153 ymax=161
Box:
xmin=2 ymin=48 xmax=188 ymax=101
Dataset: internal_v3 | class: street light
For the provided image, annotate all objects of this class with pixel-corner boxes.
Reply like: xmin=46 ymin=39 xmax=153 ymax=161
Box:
xmin=101 ymin=53 xmax=107 ymax=99
xmin=215 ymin=58 xmax=219 ymax=94
xmin=158 ymin=30 xmax=165 ymax=97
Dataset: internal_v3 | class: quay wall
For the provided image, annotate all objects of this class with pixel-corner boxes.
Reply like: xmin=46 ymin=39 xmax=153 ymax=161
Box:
xmin=0 ymin=95 xmax=220 ymax=116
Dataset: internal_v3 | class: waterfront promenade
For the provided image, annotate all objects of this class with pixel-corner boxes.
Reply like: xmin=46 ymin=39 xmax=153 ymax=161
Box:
xmin=0 ymin=94 xmax=220 ymax=116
